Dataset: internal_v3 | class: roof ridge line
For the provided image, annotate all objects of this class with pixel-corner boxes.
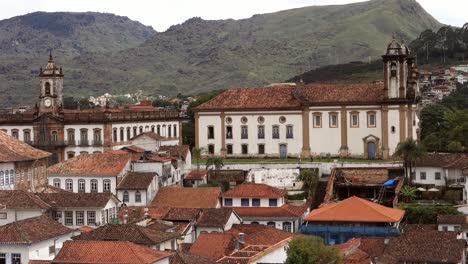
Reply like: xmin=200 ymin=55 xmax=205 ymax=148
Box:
xmin=356 ymin=197 xmax=398 ymax=221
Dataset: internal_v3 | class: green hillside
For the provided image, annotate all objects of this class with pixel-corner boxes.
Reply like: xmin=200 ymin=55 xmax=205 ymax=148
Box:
xmin=0 ymin=0 xmax=441 ymax=106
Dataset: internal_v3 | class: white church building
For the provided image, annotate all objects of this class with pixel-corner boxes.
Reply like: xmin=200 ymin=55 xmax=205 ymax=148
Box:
xmin=193 ymin=38 xmax=420 ymax=160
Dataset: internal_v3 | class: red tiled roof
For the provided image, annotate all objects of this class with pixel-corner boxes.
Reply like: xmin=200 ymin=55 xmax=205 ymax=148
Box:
xmin=48 ymin=153 xmax=130 ymax=175
xmin=304 ymin=196 xmax=404 ymax=223
xmin=222 ymin=182 xmax=286 ymax=198
xmin=162 ymin=208 xmax=202 ymax=221
xmin=0 ymin=190 xmax=50 ymax=209
xmin=169 ymin=252 xmax=217 ymax=264
xmin=415 ymin=153 xmax=468 ymax=169
xmin=0 ymin=215 xmax=73 ymax=244
xmin=52 ymin=240 xmax=172 ymax=264
xmin=194 ymin=83 xmax=385 ymax=111
xmin=0 ymin=131 xmax=50 ymax=162
xmin=116 ymin=172 xmax=156 ymax=190
xmin=232 ymin=204 xmax=307 ymax=219
xmin=185 ymin=170 xmax=208 ymax=180
xmin=122 ymin=145 xmax=146 ymax=153
xmin=159 ymin=145 xmax=190 ymax=161
xmin=37 ymin=192 xmax=118 ymax=208
xmin=151 ymin=186 xmax=221 ymax=208
xmin=189 ymin=233 xmax=236 ymax=260
xmin=131 ymin=131 xmax=166 ymax=141
xmin=196 ymin=208 xmax=236 ymax=228
xmin=29 ymin=261 xmax=51 ymax=264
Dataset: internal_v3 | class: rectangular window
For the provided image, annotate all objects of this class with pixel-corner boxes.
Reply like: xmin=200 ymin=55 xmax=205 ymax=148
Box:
xmin=227 ymin=144 xmax=233 ymax=155
xmin=78 ymin=179 xmax=85 ymax=192
xmin=224 ymin=198 xmax=233 ymax=206
xmin=49 ymin=245 xmax=56 ymax=256
xmin=207 ymin=126 xmax=214 ymax=139
xmin=80 ymin=129 xmax=88 ymax=144
xmin=11 ymin=254 xmax=21 ymax=264
xmin=241 ymin=126 xmax=248 ymax=139
xmin=11 ymin=130 xmax=19 ymax=139
xmin=103 ymin=180 xmax=111 ymax=192
xmin=208 ymin=144 xmax=215 ymax=155
xmin=420 ymin=172 xmax=427 ymax=180
xmin=76 ymin=211 xmax=84 ymax=226
xmin=65 ymin=211 xmax=73 ymax=226
xmin=286 ymin=125 xmax=293 ymax=138
xmin=272 ymin=126 xmax=279 ymax=139
xmin=241 ymin=144 xmax=248 ymax=155
xmin=258 ymin=125 xmax=265 ymax=139
xmin=113 ymin=129 xmax=117 ymax=142
xmin=68 ymin=130 xmax=75 ymax=145
xmin=65 ymin=180 xmax=73 ymax=192
xmin=329 ymin=113 xmax=338 ymax=128
xmin=241 ymin=198 xmax=249 ymax=207
xmin=313 ymin=114 xmax=322 ymax=128
xmin=91 ymin=180 xmax=98 ymax=192
xmin=435 ymin=172 xmax=441 ymax=180
xmin=87 ymin=211 xmax=96 ymax=225
xmin=53 ymin=179 xmax=61 ymax=188
xmin=54 ymin=211 xmax=62 ymax=222
xmin=226 ymin=126 xmax=233 ymax=139
xmin=252 ymin=198 xmax=260 ymax=206
xmin=367 ymin=112 xmax=376 ymax=128
xmin=350 ymin=112 xmax=359 ymax=128
xmin=269 ymin=199 xmax=278 ymax=207
xmin=258 ymin=144 xmax=265 ymax=155
xmin=0 ymin=212 xmax=7 ymax=219
xmin=24 ymin=130 xmax=31 ymax=143
xmin=126 ymin=128 xmax=131 ymax=141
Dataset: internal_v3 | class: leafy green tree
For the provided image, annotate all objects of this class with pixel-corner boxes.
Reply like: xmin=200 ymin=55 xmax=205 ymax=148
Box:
xmin=152 ymin=99 xmax=173 ymax=108
xmin=286 ymin=236 xmax=342 ymax=264
xmin=394 ymin=138 xmax=426 ymax=184
xmin=402 ymin=205 xmax=461 ymax=224
xmin=297 ymin=169 xmax=319 ymax=199
xmin=399 ymin=185 xmax=417 ymax=203
xmin=63 ymin=96 xmax=78 ymax=109
xmin=191 ymin=147 xmax=205 ymax=170
xmin=205 ymin=156 xmax=224 ymax=171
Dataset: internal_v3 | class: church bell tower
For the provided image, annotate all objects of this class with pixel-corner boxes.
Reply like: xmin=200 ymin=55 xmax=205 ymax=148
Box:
xmin=38 ymin=51 xmax=64 ymax=115
xmin=382 ymin=36 xmax=410 ymax=100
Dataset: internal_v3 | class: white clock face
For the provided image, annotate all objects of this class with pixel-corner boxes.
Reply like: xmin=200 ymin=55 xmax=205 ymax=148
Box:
xmin=44 ymin=98 xmax=52 ymax=107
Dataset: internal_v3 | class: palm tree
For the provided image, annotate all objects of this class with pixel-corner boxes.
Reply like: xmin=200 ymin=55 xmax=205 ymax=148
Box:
xmin=191 ymin=147 xmax=205 ymax=170
xmin=394 ymin=138 xmax=426 ymax=184
xmin=399 ymin=185 xmax=417 ymax=203
xmin=206 ymin=156 xmax=224 ymax=181
xmin=296 ymin=169 xmax=319 ymax=200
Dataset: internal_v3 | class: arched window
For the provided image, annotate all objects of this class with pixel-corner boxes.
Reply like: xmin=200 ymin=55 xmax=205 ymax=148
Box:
xmin=45 ymin=82 xmax=51 ymax=95
xmin=139 ymin=126 xmax=143 ymax=134
xmin=173 ymin=125 xmax=177 ymax=137
xmin=135 ymin=191 xmax=141 ymax=203
xmin=0 ymin=171 xmax=4 ymax=186
xmin=103 ymin=180 xmax=111 ymax=192
xmin=251 ymin=221 xmax=259 ymax=224
xmin=157 ymin=125 xmax=161 ymax=135
xmin=126 ymin=127 xmax=131 ymax=141
xmin=282 ymin=222 xmax=292 ymax=232
xmin=90 ymin=179 xmax=98 ymax=192
xmin=113 ymin=128 xmax=118 ymax=142
xmin=11 ymin=129 xmax=19 ymax=139
xmin=53 ymin=179 xmax=61 ymax=188
xmin=4 ymin=170 xmax=9 ymax=185
xmin=120 ymin=128 xmax=124 ymax=141
xmin=267 ymin=222 xmax=276 ymax=228
xmin=168 ymin=125 xmax=172 ymax=137
xmin=151 ymin=125 xmax=155 ymax=133
xmin=123 ymin=191 xmax=129 ymax=203
xmin=145 ymin=125 xmax=149 ymax=132
xmin=78 ymin=179 xmax=85 ymax=192
xmin=51 ymin=131 xmax=58 ymax=143
xmin=65 ymin=179 xmax=73 ymax=191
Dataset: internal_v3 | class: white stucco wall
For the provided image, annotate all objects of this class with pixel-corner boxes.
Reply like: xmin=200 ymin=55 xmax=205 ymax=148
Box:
xmin=222 ymin=197 xmax=284 ymax=207
xmin=48 ymin=175 xmax=118 ymax=194
xmin=413 ymin=167 xmax=446 ymax=186
xmin=117 ymin=189 xmax=148 ymax=207
xmin=248 ymin=168 xmax=303 ymax=190
xmin=251 ymin=242 xmax=289 ymax=264
xmin=0 ymin=125 xmax=34 ymax=142
xmin=0 ymin=209 xmax=44 ymax=226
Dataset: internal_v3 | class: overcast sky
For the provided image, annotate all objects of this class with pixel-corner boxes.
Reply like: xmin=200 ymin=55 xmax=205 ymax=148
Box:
xmin=0 ymin=0 xmax=466 ymax=31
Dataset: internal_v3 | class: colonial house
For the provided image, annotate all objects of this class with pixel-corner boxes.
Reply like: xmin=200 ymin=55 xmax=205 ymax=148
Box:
xmin=158 ymin=145 xmax=191 ymax=176
xmin=0 ymin=131 xmax=51 ymax=191
xmin=0 ymin=215 xmax=75 ymax=264
xmin=47 ymin=153 xmax=131 ymax=195
xmin=161 ymin=208 xmax=202 ymax=243
xmin=151 ymin=186 xmax=222 ymax=209
xmin=302 ymin=196 xmax=403 ymax=245
xmin=184 ymin=170 xmax=208 ymax=187
xmin=130 ymin=132 xmax=180 ymax=152
xmin=0 ymin=190 xmax=49 ymax=225
xmin=37 ymin=192 xmax=120 ymax=228
xmin=189 ymin=224 xmax=297 ymax=263
xmin=193 ymin=38 xmax=419 ymax=160
xmin=194 ymin=208 xmax=242 ymax=237
xmin=437 ymin=214 xmax=468 ymax=240
xmin=51 ymin=240 xmax=172 ymax=264
xmin=0 ymin=54 xmax=181 ymax=165
xmin=116 ymin=172 xmax=158 ymax=207
xmin=72 ymin=221 xmax=182 ymax=251
xmin=221 ymin=182 xmax=308 ymax=232
xmin=413 ymin=153 xmax=468 ymax=192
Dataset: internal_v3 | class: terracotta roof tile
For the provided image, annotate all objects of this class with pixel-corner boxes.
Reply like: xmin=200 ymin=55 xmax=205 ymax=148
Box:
xmin=222 ymin=182 xmax=286 ymax=198
xmin=334 ymin=167 xmax=392 ymax=185
xmin=189 ymin=233 xmax=236 ymax=260
xmin=73 ymin=222 xmax=180 ymax=245
xmin=47 ymin=153 xmax=130 ymax=176
xmin=437 ymin=214 xmax=467 ymax=225
xmin=0 ymin=190 xmax=50 ymax=209
xmin=233 ymin=204 xmax=307 ymax=220
xmin=0 ymin=131 xmax=50 ymax=162
xmin=52 ymin=240 xmax=172 ymax=264
xmin=304 ymin=196 xmax=404 ymax=223
xmin=169 ymin=252 xmax=217 ymax=264
xmin=185 ymin=170 xmax=208 ymax=180
xmin=131 ymin=131 xmax=166 ymax=141
xmin=415 ymin=153 xmax=468 ymax=169
xmin=196 ymin=208 xmax=235 ymax=228
xmin=122 ymin=145 xmax=146 ymax=153
xmin=29 ymin=261 xmax=51 ymax=264
xmin=162 ymin=208 xmax=202 ymax=221
xmin=159 ymin=145 xmax=190 ymax=161
xmin=0 ymin=215 xmax=73 ymax=244
xmin=297 ymin=83 xmax=384 ymax=105
xmin=37 ymin=192 xmax=118 ymax=208
xmin=116 ymin=172 xmax=156 ymax=190
xmin=151 ymin=186 xmax=221 ymax=208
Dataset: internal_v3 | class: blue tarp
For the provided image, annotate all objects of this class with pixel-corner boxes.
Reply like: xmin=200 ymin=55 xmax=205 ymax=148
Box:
xmin=383 ymin=179 xmax=397 ymax=187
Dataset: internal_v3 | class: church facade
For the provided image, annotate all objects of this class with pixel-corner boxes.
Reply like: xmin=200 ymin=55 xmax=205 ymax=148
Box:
xmin=193 ymin=39 xmax=420 ymax=160
xmin=0 ymin=54 xmax=181 ymax=164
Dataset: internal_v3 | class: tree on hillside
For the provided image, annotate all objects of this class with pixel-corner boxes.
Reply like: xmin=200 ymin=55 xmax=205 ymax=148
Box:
xmin=191 ymin=147 xmax=205 ymax=170
xmin=394 ymin=138 xmax=426 ymax=184
xmin=297 ymin=169 xmax=319 ymax=199
xmin=286 ymin=236 xmax=342 ymax=264
xmin=152 ymin=99 xmax=172 ymax=108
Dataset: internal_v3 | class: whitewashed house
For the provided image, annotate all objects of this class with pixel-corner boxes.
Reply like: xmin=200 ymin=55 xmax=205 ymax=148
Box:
xmin=194 ymin=208 xmax=242 ymax=237
xmin=116 ymin=172 xmax=158 ymax=206
xmin=47 ymin=153 xmax=131 ymax=195
xmin=221 ymin=182 xmax=308 ymax=232
xmin=0 ymin=215 xmax=75 ymax=264
xmin=37 ymin=192 xmax=120 ymax=228
xmin=0 ymin=190 xmax=49 ymax=225
xmin=130 ymin=131 xmax=179 ymax=151
xmin=193 ymin=38 xmax=419 ymax=160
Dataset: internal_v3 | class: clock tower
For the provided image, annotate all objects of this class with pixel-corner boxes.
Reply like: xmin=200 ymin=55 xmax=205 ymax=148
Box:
xmin=39 ymin=51 xmax=64 ymax=115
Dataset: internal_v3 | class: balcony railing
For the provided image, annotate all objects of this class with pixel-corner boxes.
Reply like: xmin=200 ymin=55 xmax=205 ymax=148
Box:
xmin=448 ymin=178 xmax=465 ymax=185
xmin=301 ymin=225 xmax=400 ymax=245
